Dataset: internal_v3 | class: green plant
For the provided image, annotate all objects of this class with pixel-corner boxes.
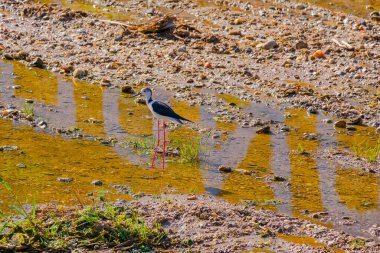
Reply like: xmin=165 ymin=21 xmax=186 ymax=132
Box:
xmin=21 ymin=102 xmax=34 ymax=117
xmin=0 ymin=177 xmax=44 ymax=246
xmin=351 ymin=141 xmax=380 ymax=163
xmin=0 ymin=201 xmax=169 ymax=251
xmin=172 ymin=136 xmax=202 ymax=163
xmin=126 ymin=136 xmax=154 ymax=155
xmin=351 ymin=238 xmax=365 ymax=250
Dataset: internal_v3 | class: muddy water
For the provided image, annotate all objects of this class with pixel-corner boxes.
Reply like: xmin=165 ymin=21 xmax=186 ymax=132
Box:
xmin=1 ymin=60 xmax=379 ymax=240
xmin=297 ymin=0 xmax=380 ymax=18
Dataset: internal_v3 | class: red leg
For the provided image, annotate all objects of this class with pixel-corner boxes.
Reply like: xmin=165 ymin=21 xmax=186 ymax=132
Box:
xmin=162 ymin=121 xmax=166 ymax=170
xmin=151 ymin=119 xmax=160 ymax=168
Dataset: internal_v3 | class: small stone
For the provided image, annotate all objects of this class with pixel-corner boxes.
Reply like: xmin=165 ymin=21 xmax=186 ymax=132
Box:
xmin=334 ymin=120 xmax=346 ymax=128
xmin=256 ymin=126 xmax=271 ymax=134
xmin=274 ymin=176 xmax=286 ymax=182
xmin=347 ymin=116 xmax=363 ymax=125
xmin=178 ymin=47 xmax=187 ymax=52
xmin=16 ymin=163 xmax=26 ymax=168
xmin=73 ymin=68 xmax=87 ymax=78
xmin=307 ymin=106 xmax=318 ymax=114
xmin=57 ymin=177 xmax=73 ymax=183
xmin=61 ymin=64 xmax=74 ymax=73
xmin=296 ymin=4 xmax=307 ymax=10
xmin=37 ymin=121 xmax=47 ymax=129
xmin=257 ymin=40 xmax=278 ymax=50
xmin=91 ymin=180 xmax=103 ymax=186
xmin=212 ymin=133 xmax=220 ymax=139
xmin=28 ymin=57 xmax=44 ymax=68
xmin=0 ymin=146 xmax=19 ymax=151
xmin=218 ymin=165 xmax=233 ymax=173
xmin=135 ymin=98 xmax=146 ymax=104
xmin=280 ymin=126 xmax=290 ymax=132
xmin=121 ymin=85 xmax=134 ymax=94
xmin=187 ymin=195 xmax=197 ymax=200
xmin=295 ymin=41 xmax=308 ymax=49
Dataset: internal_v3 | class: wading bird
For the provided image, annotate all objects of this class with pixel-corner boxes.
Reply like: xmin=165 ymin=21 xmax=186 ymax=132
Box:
xmin=133 ymin=87 xmax=193 ymax=169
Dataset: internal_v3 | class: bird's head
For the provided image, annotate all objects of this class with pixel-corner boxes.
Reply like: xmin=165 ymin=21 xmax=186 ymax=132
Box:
xmin=132 ymin=87 xmax=152 ymax=98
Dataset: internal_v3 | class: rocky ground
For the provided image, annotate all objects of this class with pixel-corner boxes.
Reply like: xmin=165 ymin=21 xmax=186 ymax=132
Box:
xmin=120 ymin=194 xmax=379 ymax=252
xmin=2 ymin=194 xmax=380 ymax=252
xmin=0 ymin=0 xmax=379 ymax=128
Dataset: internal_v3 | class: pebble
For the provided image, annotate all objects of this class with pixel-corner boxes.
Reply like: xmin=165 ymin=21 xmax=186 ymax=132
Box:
xmin=73 ymin=68 xmax=87 ymax=78
xmin=280 ymin=126 xmax=290 ymax=132
xmin=61 ymin=64 xmax=74 ymax=73
xmin=91 ymin=180 xmax=103 ymax=186
xmin=218 ymin=165 xmax=233 ymax=173
xmin=307 ymin=106 xmax=318 ymax=114
xmin=256 ymin=40 xmax=278 ymax=50
xmin=295 ymin=41 xmax=308 ymax=49
xmin=121 ymin=85 xmax=134 ymax=94
xmin=334 ymin=120 xmax=346 ymax=128
xmin=57 ymin=177 xmax=73 ymax=183
xmin=296 ymin=4 xmax=307 ymax=10
xmin=256 ymin=126 xmax=271 ymax=134
xmin=187 ymin=195 xmax=197 ymax=200
xmin=0 ymin=146 xmax=19 ymax=151
xmin=16 ymin=163 xmax=26 ymax=168
xmin=37 ymin=121 xmax=47 ymax=129
xmin=28 ymin=57 xmax=44 ymax=68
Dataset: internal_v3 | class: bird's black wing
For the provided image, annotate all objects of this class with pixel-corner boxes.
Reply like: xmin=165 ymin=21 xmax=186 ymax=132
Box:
xmin=152 ymin=101 xmax=193 ymax=123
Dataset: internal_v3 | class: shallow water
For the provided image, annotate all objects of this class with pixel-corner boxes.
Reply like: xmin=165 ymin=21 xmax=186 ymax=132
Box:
xmin=0 ymin=60 xmax=379 ymax=240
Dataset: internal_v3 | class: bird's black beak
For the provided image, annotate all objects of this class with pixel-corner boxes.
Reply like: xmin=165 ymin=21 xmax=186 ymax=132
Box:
xmin=131 ymin=92 xmax=142 ymax=98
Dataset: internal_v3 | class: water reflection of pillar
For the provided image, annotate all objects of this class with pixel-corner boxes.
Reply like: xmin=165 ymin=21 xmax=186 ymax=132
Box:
xmin=12 ymin=61 xmax=58 ymax=105
xmin=285 ymin=108 xmax=324 ymax=219
xmin=220 ymin=133 xmax=276 ymax=209
xmin=73 ymin=79 xmax=105 ymax=137
xmin=118 ymin=94 xmax=152 ymax=136
xmin=34 ymin=77 xmax=76 ymax=129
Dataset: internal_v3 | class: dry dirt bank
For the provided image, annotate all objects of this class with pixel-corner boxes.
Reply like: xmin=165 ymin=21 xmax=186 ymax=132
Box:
xmin=0 ymin=0 xmax=379 ymax=128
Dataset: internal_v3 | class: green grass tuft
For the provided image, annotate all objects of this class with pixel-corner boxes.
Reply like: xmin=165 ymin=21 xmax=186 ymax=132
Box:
xmin=0 ymin=177 xmax=170 ymax=251
xmin=21 ymin=102 xmax=35 ymax=117
xmin=172 ymin=137 xmax=202 ymax=163
xmin=350 ymin=140 xmax=380 ymax=163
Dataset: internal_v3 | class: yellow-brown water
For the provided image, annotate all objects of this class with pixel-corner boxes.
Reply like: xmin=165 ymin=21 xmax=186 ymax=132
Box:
xmin=1 ymin=60 xmax=379 ymax=241
xmin=35 ymin=0 xmax=380 ymax=21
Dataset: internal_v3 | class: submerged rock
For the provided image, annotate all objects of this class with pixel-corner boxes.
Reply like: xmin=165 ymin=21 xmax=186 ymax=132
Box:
xmin=28 ymin=57 xmax=44 ymax=68
xmin=57 ymin=177 xmax=73 ymax=183
xmin=218 ymin=165 xmax=232 ymax=173
xmin=121 ymin=85 xmax=134 ymax=94
xmin=256 ymin=126 xmax=271 ymax=134
xmin=91 ymin=180 xmax=103 ymax=186
xmin=334 ymin=120 xmax=346 ymax=128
